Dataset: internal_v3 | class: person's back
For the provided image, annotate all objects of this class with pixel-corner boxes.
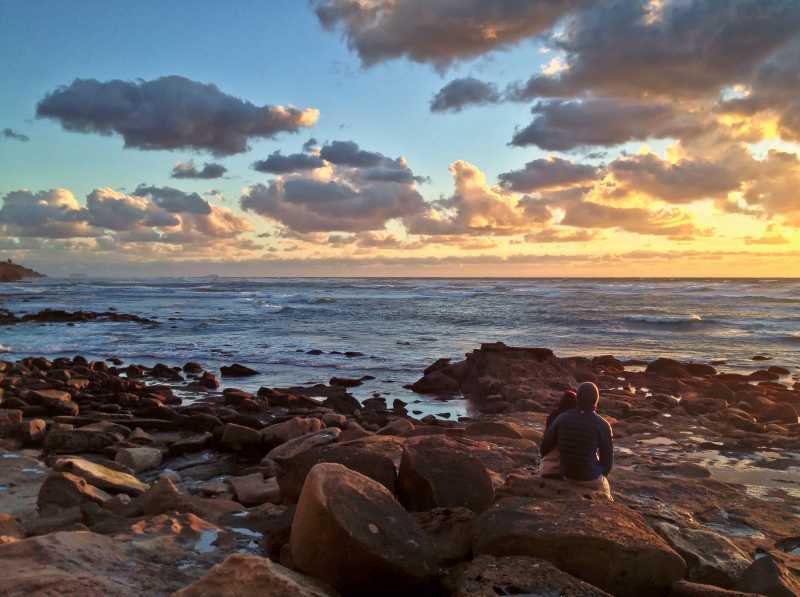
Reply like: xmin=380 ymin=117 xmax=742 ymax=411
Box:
xmin=551 ymin=408 xmax=612 ymax=481
xmin=540 ymin=382 xmax=613 ymax=485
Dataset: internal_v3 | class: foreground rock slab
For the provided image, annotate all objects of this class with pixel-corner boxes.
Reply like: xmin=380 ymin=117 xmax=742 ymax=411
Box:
xmin=450 ymin=555 xmax=612 ymax=597
xmin=173 ymin=553 xmax=340 ymax=597
xmin=474 ymin=497 xmax=686 ymax=596
xmin=290 ymin=463 xmax=437 ymax=597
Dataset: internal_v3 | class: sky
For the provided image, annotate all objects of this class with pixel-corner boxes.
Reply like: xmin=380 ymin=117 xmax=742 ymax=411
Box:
xmin=1 ymin=0 xmax=799 ymax=277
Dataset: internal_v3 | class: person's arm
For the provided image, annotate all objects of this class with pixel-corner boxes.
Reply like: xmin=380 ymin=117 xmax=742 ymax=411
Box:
xmin=598 ymin=419 xmax=614 ymax=476
xmin=540 ymin=415 xmax=560 ymax=456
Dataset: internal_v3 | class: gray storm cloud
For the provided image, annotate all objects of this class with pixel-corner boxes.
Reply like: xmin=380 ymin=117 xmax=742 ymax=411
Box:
xmin=36 ymin=75 xmax=319 ymax=156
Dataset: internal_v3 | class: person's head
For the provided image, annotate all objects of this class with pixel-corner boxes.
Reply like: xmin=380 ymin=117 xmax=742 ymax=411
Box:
xmin=557 ymin=389 xmax=577 ymax=412
xmin=576 ymin=382 xmax=600 ymax=411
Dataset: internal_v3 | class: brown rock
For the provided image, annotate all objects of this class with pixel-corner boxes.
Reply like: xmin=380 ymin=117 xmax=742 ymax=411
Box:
xmin=736 ymin=551 xmax=800 ymax=597
xmin=409 ymin=370 xmax=460 ymax=394
xmin=220 ymin=423 xmax=262 ymax=450
xmin=115 ymin=446 xmax=163 ymax=473
xmin=265 ymin=428 xmax=341 ymax=463
xmin=451 ymin=555 xmax=611 ymax=597
xmin=414 ymin=507 xmax=475 ymax=565
xmin=398 ymin=436 xmax=494 ymax=513
xmin=261 ymin=417 xmax=324 ymax=446
xmin=37 ymin=471 xmax=110 ymax=511
xmin=671 ymin=580 xmax=762 ymax=596
xmin=653 ymin=521 xmax=751 ymax=588
xmin=474 ymin=497 xmax=686 ymax=597
xmin=26 ymin=389 xmax=79 ymax=416
xmin=173 ymin=553 xmax=340 ymax=597
xmin=132 ymin=477 xmax=244 ymax=523
xmin=53 ymin=457 xmax=149 ymax=495
xmin=377 ymin=418 xmax=415 ymax=436
xmin=290 ymin=463 xmax=436 ymax=596
xmin=0 ymin=513 xmax=25 ymax=543
xmin=276 ymin=435 xmax=404 ymax=501
xmin=228 ymin=473 xmax=281 ymax=506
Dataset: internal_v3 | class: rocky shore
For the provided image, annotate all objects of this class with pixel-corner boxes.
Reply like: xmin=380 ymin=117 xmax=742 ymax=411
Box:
xmin=0 ymin=343 xmax=799 ymax=596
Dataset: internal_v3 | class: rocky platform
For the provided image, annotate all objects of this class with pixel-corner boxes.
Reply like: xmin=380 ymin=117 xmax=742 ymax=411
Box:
xmin=0 ymin=344 xmax=798 ymax=595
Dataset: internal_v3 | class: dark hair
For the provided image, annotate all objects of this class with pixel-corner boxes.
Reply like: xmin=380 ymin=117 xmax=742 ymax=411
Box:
xmin=546 ymin=390 xmax=577 ymax=429
xmin=577 ymin=382 xmax=600 ymax=411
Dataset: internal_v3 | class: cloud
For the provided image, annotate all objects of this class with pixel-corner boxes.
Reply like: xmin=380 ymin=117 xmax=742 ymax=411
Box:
xmin=252 ymin=150 xmax=325 ymax=174
xmin=36 ymin=75 xmax=319 ymax=156
xmin=499 ymin=156 xmax=598 ymax=192
xmin=0 ymin=189 xmax=95 ymax=238
xmin=430 ymin=78 xmax=500 ymax=113
xmin=171 ymin=161 xmax=227 ymax=179
xmin=86 ymin=188 xmax=176 ymax=231
xmin=511 ymin=0 xmax=800 ymax=101
xmin=319 ymin=140 xmax=385 ymax=167
xmin=559 ymin=199 xmax=707 ymax=239
xmin=2 ymin=128 xmax=29 ymax=142
xmin=132 ymin=184 xmax=212 ymax=215
xmin=510 ymin=98 xmax=706 ymax=150
xmin=313 ymin=0 xmax=585 ymax=69
xmin=242 ymin=177 xmax=425 ymax=233
xmin=404 ymin=161 xmax=532 ymax=236
xmin=525 ymin=228 xmax=599 ymax=243
xmin=607 ymin=153 xmax=742 ymax=204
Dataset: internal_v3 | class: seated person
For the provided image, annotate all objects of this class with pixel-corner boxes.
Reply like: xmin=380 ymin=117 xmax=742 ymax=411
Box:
xmin=540 ymin=382 xmax=613 ymax=498
xmin=539 ymin=389 xmax=577 ymax=479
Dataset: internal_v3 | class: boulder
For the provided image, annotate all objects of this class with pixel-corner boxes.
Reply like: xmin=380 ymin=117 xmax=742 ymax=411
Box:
xmin=671 ymin=580 xmax=762 ymax=596
xmin=132 ymin=477 xmax=244 ymax=523
xmin=173 ymin=553 xmax=340 ymax=597
xmin=736 ymin=551 xmax=800 ymax=597
xmin=290 ymin=463 xmax=436 ymax=596
xmin=409 ymin=370 xmax=460 ymax=394
xmin=653 ymin=522 xmax=751 ymax=588
xmin=646 ymin=358 xmax=692 ymax=378
xmin=220 ymin=423 xmax=262 ymax=450
xmin=43 ymin=424 xmax=125 ymax=454
xmin=464 ymin=421 xmax=525 ymax=440
xmin=26 ymin=389 xmax=79 ymax=416
xmin=398 ymin=436 xmax=494 ymax=513
xmin=53 ymin=457 xmax=148 ymax=495
xmin=474 ymin=497 xmax=686 ymax=597
xmin=451 ymin=555 xmax=611 ymax=597
xmin=276 ymin=435 xmax=404 ymax=501
xmin=37 ymin=471 xmax=110 ymax=511
xmin=378 ymin=418 xmax=415 ymax=436
xmin=220 ymin=363 xmax=259 ymax=377
xmin=265 ymin=428 xmax=341 ymax=463
xmin=115 ymin=446 xmax=163 ymax=473
xmin=262 ymin=417 xmax=324 ymax=446
xmin=414 ymin=507 xmax=475 ymax=565
xmin=228 ymin=473 xmax=281 ymax=506
xmin=758 ymin=403 xmax=798 ymax=424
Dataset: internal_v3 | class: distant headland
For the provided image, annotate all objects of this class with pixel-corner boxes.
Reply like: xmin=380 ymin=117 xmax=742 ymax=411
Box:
xmin=0 ymin=260 xmax=44 ymax=282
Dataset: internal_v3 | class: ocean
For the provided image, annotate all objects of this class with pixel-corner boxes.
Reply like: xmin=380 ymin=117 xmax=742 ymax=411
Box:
xmin=1 ymin=278 xmax=799 ymax=416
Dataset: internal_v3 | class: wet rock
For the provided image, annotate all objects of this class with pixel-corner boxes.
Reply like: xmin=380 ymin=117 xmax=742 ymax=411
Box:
xmin=464 ymin=420 xmax=525 ymax=440
xmin=37 ymin=471 xmax=110 ymax=511
xmin=220 ymin=363 xmax=259 ymax=377
xmin=653 ymin=521 xmax=751 ymax=588
xmin=290 ymin=463 xmax=436 ymax=596
xmin=132 ymin=477 xmax=244 ymax=523
xmin=338 ymin=421 xmax=372 ymax=441
xmin=43 ymin=422 xmax=127 ymax=454
xmin=276 ymin=435 xmax=404 ymax=501
xmin=329 ymin=376 xmax=363 ymax=388
xmin=646 ymin=358 xmax=693 ymax=378
xmin=0 ymin=513 xmax=26 ymax=543
xmin=0 ymin=530 xmax=196 ymax=595
xmin=173 ymin=553 xmax=340 ymax=597
xmin=409 ymin=370 xmax=460 ymax=395
xmin=758 ymin=403 xmax=798 ymax=424
xmin=450 ymin=555 xmax=611 ymax=597
xmin=265 ymin=428 xmax=341 ymax=464
xmin=220 ymin=423 xmax=262 ymax=450
xmin=474 ymin=497 xmax=686 ymax=596
xmin=262 ymin=417 xmax=324 ymax=446
xmin=414 ymin=507 xmax=475 ymax=565
xmin=53 ymin=457 xmax=148 ymax=495
xmin=322 ymin=413 xmax=347 ymax=428
xmin=398 ymin=436 xmax=494 ymax=513
xmin=183 ymin=362 xmax=204 ymax=374
xmin=115 ymin=446 xmax=163 ymax=473
xmin=377 ymin=418 xmax=415 ymax=436
xmin=228 ymin=473 xmax=281 ymax=506
xmin=25 ymin=389 xmax=79 ymax=416
xmin=322 ymin=392 xmax=361 ymax=415
xmin=736 ymin=551 xmax=800 ymax=597
xmin=671 ymin=580 xmax=762 ymax=596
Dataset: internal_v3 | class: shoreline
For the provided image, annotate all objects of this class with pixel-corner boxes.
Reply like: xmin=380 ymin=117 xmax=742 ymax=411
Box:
xmin=0 ymin=343 xmax=799 ymax=594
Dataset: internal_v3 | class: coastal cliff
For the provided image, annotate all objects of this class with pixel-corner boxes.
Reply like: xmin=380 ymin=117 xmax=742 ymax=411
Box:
xmin=0 ymin=261 xmax=43 ymax=282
